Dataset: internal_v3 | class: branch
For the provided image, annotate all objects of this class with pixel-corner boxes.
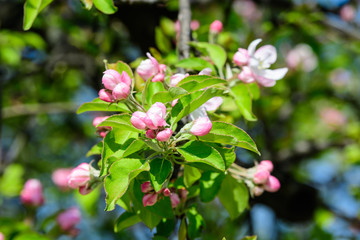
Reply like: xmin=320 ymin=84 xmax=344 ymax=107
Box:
xmin=178 ymin=0 xmax=191 ymax=67
xmin=2 ymin=102 xmax=78 ymax=118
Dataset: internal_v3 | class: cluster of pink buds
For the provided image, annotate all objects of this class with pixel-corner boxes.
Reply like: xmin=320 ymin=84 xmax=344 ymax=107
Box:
xmin=136 ymin=53 xmax=167 ymax=82
xmin=92 ymin=116 xmax=111 ymax=138
xmin=56 ymin=207 xmax=81 ymax=236
xmin=99 ymin=69 xmax=132 ymax=102
xmin=252 ymin=160 xmax=280 ymax=196
xmin=233 ymin=39 xmax=288 ymax=87
xmin=20 ymin=179 xmax=45 ymax=207
xmin=67 ymin=163 xmax=93 ymax=195
xmin=131 ymin=102 xmax=173 ymax=142
xmin=141 ymin=181 xmax=183 ymax=208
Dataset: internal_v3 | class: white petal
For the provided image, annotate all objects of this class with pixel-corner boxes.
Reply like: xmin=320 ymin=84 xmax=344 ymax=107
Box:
xmin=203 ymin=97 xmax=223 ymax=111
xmin=255 ymin=68 xmax=288 ymax=80
xmin=247 ymin=39 xmax=262 ymax=56
xmin=254 ymin=45 xmax=277 ymax=67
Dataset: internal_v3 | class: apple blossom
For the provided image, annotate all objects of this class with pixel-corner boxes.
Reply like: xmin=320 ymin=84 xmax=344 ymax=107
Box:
xmin=137 ymin=53 xmax=166 ymax=82
xmin=198 ymin=68 xmax=212 ymax=76
xmin=202 ymin=97 xmax=223 ymax=112
xmin=286 ymin=44 xmax=317 ymax=72
xmin=99 ymin=89 xmax=115 ymax=103
xmin=169 ymin=73 xmax=189 ymax=87
xmin=258 ymin=160 xmax=274 ymax=173
xmin=67 ymin=163 xmax=90 ymax=189
xmin=233 ymin=48 xmax=250 ymax=66
xmin=57 ymin=207 xmax=81 ymax=231
xmin=145 ymin=130 xmax=156 ymax=139
xmin=102 ymin=69 xmax=122 ymax=90
xmin=20 ymin=179 xmax=44 ymax=207
xmin=112 ymin=82 xmax=130 ymax=100
xmin=264 ymin=176 xmax=281 ymax=192
xmin=163 ymin=188 xmax=171 ymax=197
xmin=52 ymin=168 xmax=72 ymax=190
xmin=131 ymin=111 xmax=147 ymax=130
xmin=141 ymin=181 xmax=153 ymax=193
xmin=253 ymin=168 xmax=270 ymax=185
xmin=189 ymin=117 xmax=212 ymax=136
xmin=238 ymin=66 xmax=255 ymax=83
xmin=157 ymin=128 xmax=173 ymax=142
xmin=210 ymin=20 xmax=223 ymax=33
xmin=143 ymin=193 xmax=158 ymax=207
xmin=170 ymin=193 xmax=180 ymax=208
xmin=0 ymin=232 xmax=4 ymax=240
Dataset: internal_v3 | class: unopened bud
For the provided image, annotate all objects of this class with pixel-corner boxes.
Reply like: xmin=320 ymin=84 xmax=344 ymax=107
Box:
xmin=189 ymin=117 xmax=212 ymax=136
xmin=264 ymin=176 xmax=280 ymax=193
xmin=102 ymin=69 xmax=121 ymax=90
xmin=156 ymin=128 xmax=173 ymax=142
xmin=210 ymin=20 xmax=223 ymax=33
xmin=143 ymin=193 xmax=158 ymax=207
xmin=233 ymin=48 xmax=249 ymax=66
xmin=112 ymin=82 xmax=130 ymax=100
xmin=99 ymin=89 xmax=115 ymax=103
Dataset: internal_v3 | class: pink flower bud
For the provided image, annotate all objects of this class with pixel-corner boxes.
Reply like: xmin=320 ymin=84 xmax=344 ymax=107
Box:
xmin=238 ymin=66 xmax=255 ymax=83
xmin=171 ymin=99 xmax=179 ymax=107
xmin=169 ymin=73 xmax=189 ymax=87
xmin=152 ymin=73 xmax=165 ymax=82
xmin=253 ymin=186 xmax=264 ymax=197
xmin=146 ymin=130 xmax=156 ymax=139
xmin=264 ymin=176 xmax=280 ymax=192
xmin=170 ymin=193 xmax=180 ymax=208
xmin=191 ymin=20 xmax=200 ymax=31
xmin=131 ymin=111 xmax=147 ymax=130
xmin=67 ymin=163 xmax=90 ymax=189
xmin=157 ymin=128 xmax=173 ymax=142
xmin=56 ymin=207 xmax=81 ymax=231
xmin=159 ymin=64 xmax=167 ymax=73
xmin=92 ymin=116 xmax=109 ymax=127
xmin=148 ymin=102 xmax=167 ymax=118
xmin=340 ymin=5 xmax=356 ymax=22
xmin=136 ymin=53 xmax=159 ymax=81
xmin=20 ymin=179 xmax=44 ymax=207
xmin=259 ymin=160 xmax=273 ymax=173
xmin=141 ymin=181 xmax=153 ymax=193
xmin=233 ymin=48 xmax=249 ymax=66
xmin=99 ymin=131 xmax=108 ymax=138
xmin=210 ymin=20 xmax=223 ymax=33
xmin=143 ymin=193 xmax=158 ymax=207
xmin=144 ymin=113 xmax=167 ymax=130
xmin=0 ymin=232 xmax=4 ymax=240
xmin=102 ymin=69 xmax=121 ymax=90
xmin=189 ymin=117 xmax=212 ymax=136
xmin=199 ymin=68 xmax=212 ymax=76
xmin=99 ymin=89 xmax=115 ymax=103
xmin=253 ymin=168 xmax=270 ymax=185
xmin=52 ymin=168 xmax=72 ymax=190
xmin=120 ymin=71 xmax=132 ymax=86
xmin=79 ymin=185 xmax=92 ymax=195
xmin=202 ymin=97 xmax=223 ymax=112
xmin=112 ymin=82 xmax=130 ymax=100
xmin=163 ymin=188 xmax=171 ymax=197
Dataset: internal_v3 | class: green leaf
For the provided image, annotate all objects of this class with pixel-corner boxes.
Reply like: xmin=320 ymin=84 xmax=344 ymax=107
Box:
xmin=217 ymin=174 xmax=249 ymax=219
xmin=114 ymin=211 xmax=141 ymax=232
xmin=197 ymin=121 xmax=259 ymax=155
xmin=143 ymin=81 xmax=165 ymax=106
xmin=155 ymin=27 xmax=171 ymax=54
xmin=0 ymin=164 xmax=24 ymax=197
xmin=177 ymin=141 xmax=225 ymax=172
xmin=104 ymin=158 xmax=150 ymax=211
xmin=77 ymin=98 xmax=129 ymax=114
xmin=200 ymin=172 xmax=225 ymax=202
xmin=208 ymin=144 xmax=236 ymax=170
xmin=189 ymin=42 xmax=227 ymax=73
xmin=86 ymin=141 xmax=103 ymax=157
xmin=155 ymin=218 xmax=176 ymax=238
xmin=170 ymin=88 xmax=223 ymax=126
xmin=248 ymin=83 xmax=260 ymax=100
xmin=178 ymin=218 xmax=187 ymax=240
xmin=101 ymin=128 xmax=143 ymax=176
xmin=149 ymin=158 xmax=173 ymax=192
xmin=151 ymin=87 xmax=188 ymax=104
xmin=184 ymin=165 xmax=201 ymax=188
xmin=175 ymin=57 xmax=215 ymax=72
xmin=177 ymin=76 xmax=226 ymax=93
xmin=108 ymin=60 xmax=134 ymax=79
xmin=186 ymin=207 xmax=205 ymax=239
xmin=80 ymin=0 xmax=93 ymax=9
xmin=93 ymin=0 xmax=117 ymax=14
xmin=23 ymin=0 xmax=53 ymax=30
xmin=97 ymin=114 xmax=141 ymax=132
xmin=230 ymin=84 xmax=257 ymax=121
xmin=14 ymin=232 xmax=50 ymax=240
xmin=115 ymin=191 xmax=132 ymax=211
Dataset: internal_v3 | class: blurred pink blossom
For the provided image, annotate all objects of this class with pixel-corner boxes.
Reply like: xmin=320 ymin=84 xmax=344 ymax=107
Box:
xmin=286 ymin=44 xmax=318 ymax=72
xmin=20 ymin=179 xmax=44 ymax=207
xmin=320 ymin=107 xmax=346 ymax=128
xmin=340 ymin=5 xmax=356 ymax=22
xmin=52 ymin=168 xmax=72 ymax=190
xmin=57 ymin=207 xmax=81 ymax=232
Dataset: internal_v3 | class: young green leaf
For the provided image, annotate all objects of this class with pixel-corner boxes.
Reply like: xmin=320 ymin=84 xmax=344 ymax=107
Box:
xmin=186 ymin=207 xmax=205 ymax=239
xmin=175 ymin=57 xmax=215 ymax=72
xmin=108 ymin=60 xmax=134 ymax=79
xmin=86 ymin=141 xmax=103 ymax=157
xmin=143 ymin=81 xmax=165 ymax=106
xmin=77 ymin=98 xmax=129 ymax=114
xmin=230 ymin=84 xmax=257 ymax=121
xmin=114 ymin=211 xmax=141 ymax=233
xmin=93 ymin=0 xmax=117 ymax=14
xmin=178 ymin=77 xmax=226 ymax=93
xmin=217 ymin=174 xmax=249 ymax=219
xmin=199 ymin=171 xmax=225 ymax=202
xmin=197 ymin=121 xmax=259 ymax=155
xmin=170 ymin=88 xmax=223 ymax=126
xmin=149 ymin=158 xmax=173 ymax=192
xmin=177 ymin=141 xmax=226 ymax=172
xmin=97 ymin=114 xmax=141 ymax=132
xmin=155 ymin=27 xmax=171 ymax=54
xmin=189 ymin=42 xmax=227 ymax=73
xmin=151 ymin=87 xmax=188 ymax=104
xmin=23 ymin=0 xmax=53 ymax=30
xmin=184 ymin=165 xmax=202 ymax=188
xmin=104 ymin=158 xmax=150 ymax=211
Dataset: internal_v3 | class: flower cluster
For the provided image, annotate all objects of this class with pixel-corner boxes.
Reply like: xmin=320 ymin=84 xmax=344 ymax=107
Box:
xmin=251 ymin=160 xmax=280 ymax=196
xmin=99 ymin=70 xmax=132 ymax=102
xmin=141 ymin=181 xmax=183 ymax=208
xmin=137 ymin=53 xmax=167 ymax=82
xmin=131 ymin=102 xmax=173 ymax=142
xmin=233 ymin=39 xmax=288 ymax=87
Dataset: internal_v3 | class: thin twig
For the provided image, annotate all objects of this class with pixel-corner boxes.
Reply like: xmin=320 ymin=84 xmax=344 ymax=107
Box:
xmin=178 ymin=0 xmax=191 ymax=73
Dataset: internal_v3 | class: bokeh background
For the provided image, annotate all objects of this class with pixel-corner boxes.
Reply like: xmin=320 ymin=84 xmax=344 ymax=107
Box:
xmin=1 ymin=0 xmax=360 ymax=239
